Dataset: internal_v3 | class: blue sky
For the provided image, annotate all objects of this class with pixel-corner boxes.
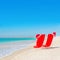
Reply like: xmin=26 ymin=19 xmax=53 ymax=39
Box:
xmin=0 ymin=0 xmax=60 ymax=37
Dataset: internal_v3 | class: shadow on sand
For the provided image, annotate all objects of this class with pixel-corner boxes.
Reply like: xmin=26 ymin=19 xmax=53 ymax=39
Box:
xmin=41 ymin=46 xmax=60 ymax=50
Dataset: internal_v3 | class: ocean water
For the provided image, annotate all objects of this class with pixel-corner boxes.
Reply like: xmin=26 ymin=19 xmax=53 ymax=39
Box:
xmin=0 ymin=38 xmax=36 ymax=58
xmin=0 ymin=38 xmax=35 ymax=43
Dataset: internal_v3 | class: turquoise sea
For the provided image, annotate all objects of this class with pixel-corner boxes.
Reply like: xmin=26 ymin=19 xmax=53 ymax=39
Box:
xmin=0 ymin=38 xmax=35 ymax=43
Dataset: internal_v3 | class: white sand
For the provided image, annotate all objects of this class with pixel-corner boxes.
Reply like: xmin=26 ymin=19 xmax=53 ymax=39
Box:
xmin=0 ymin=36 xmax=60 ymax=60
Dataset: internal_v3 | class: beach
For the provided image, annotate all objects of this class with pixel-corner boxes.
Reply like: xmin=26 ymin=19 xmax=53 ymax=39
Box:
xmin=0 ymin=36 xmax=60 ymax=60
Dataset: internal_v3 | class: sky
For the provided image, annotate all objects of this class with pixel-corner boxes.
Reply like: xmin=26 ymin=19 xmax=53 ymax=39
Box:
xmin=0 ymin=0 xmax=60 ymax=37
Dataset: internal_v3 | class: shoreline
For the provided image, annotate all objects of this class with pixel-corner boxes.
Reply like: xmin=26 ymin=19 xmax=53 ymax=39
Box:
xmin=0 ymin=40 xmax=35 ymax=58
